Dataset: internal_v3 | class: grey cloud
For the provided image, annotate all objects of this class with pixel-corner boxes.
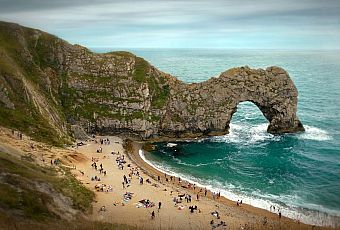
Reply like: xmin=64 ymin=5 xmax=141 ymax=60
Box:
xmin=0 ymin=0 xmax=339 ymax=48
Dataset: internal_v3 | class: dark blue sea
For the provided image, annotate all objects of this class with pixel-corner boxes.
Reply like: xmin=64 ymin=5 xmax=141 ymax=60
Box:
xmin=93 ymin=48 xmax=340 ymax=227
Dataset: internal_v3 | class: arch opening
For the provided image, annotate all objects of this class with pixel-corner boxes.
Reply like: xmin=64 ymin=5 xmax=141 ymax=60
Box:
xmin=224 ymin=101 xmax=274 ymax=142
xmin=230 ymin=101 xmax=268 ymax=125
xmin=225 ymin=99 xmax=304 ymax=135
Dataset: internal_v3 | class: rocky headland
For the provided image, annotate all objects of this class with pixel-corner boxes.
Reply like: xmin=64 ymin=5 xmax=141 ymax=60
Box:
xmin=0 ymin=21 xmax=304 ymax=145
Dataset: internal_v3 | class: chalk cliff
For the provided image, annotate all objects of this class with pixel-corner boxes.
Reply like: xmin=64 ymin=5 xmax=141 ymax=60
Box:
xmin=0 ymin=21 xmax=304 ymax=144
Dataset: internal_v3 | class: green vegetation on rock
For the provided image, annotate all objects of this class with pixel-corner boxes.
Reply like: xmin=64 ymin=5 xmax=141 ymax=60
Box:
xmin=0 ymin=151 xmax=94 ymax=219
xmin=0 ymin=21 xmax=304 ymax=144
xmin=0 ymin=106 xmax=66 ymax=147
xmin=133 ymin=57 xmax=149 ymax=82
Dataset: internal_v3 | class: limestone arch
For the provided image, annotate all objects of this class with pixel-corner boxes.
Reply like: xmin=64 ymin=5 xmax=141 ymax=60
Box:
xmin=162 ymin=66 xmax=305 ymax=138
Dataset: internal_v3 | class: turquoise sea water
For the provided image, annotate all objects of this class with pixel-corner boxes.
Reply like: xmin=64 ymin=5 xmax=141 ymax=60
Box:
xmin=93 ymin=48 xmax=340 ymax=227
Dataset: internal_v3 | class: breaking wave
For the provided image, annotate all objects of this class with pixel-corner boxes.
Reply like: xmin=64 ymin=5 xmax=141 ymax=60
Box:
xmin=210 ymin=123 xmax=332 ymax=144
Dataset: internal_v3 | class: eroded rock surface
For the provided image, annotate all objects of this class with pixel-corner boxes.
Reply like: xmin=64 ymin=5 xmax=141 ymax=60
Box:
xmin=161 ymin=66 xmax=304 ymax=137
xmin=0 ymin=21 xmax=304 ymax=142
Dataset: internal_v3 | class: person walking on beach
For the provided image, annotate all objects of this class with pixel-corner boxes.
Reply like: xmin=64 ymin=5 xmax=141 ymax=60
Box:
xmin=151 ymin=211 xmax=155 ymax=219
xmin=158 ymin=202 xmax=161 ymax=211
xmin=204 ymin=188 xmax=207 ymax=196
xmin=279 ymin=211 xmax=282 ymax=218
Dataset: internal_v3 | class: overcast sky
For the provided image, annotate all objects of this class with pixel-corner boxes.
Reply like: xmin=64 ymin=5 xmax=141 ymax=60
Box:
xmin=0 ymin=0 xmax=339 ymax=49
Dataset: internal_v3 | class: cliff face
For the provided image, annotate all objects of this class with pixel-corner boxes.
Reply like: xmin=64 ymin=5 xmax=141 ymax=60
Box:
xmin=0 ymin=21 xmax=304 ymax=143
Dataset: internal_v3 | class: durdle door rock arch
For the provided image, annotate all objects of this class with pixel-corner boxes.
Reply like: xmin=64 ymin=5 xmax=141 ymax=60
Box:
xmin=160 ymin=66 xmax=305 ymax=138
xmin=0 ymin=21 xmax=304 ymax=141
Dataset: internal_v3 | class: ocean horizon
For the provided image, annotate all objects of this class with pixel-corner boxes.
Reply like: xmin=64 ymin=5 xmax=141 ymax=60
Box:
xmin=92 ymin=48 xmax=340 ymax=227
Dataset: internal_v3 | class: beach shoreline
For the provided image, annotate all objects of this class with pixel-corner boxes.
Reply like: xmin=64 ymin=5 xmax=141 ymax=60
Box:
xmin=124 ymin=139 xmax=335 ymax=229
xmin=0 ymin=126 xmax=336 ymax=229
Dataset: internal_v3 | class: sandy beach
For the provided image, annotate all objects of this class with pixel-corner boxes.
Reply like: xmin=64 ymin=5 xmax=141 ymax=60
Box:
xmin=72 ymin=136 xmax=333 ymax=230
xmin=0 ymin=128 xmax=335 ymax=230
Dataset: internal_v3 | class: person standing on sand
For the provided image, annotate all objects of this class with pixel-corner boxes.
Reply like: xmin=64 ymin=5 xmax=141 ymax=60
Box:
xmin=151 ymin=211 xmax=155 ymax=219
xmin=158 ymin=202 xmax=161 ymax=211
xmin=205 ymin=188 xmax=207 ymax=196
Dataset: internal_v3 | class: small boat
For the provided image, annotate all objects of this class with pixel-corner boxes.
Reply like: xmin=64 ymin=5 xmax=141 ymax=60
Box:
xmin=166 ymin=143 xmax=177 ymax=147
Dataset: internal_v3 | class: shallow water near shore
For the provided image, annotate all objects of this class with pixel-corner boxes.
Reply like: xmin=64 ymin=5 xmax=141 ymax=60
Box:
xmin=93 ymin=48 xmax=340 ymax=227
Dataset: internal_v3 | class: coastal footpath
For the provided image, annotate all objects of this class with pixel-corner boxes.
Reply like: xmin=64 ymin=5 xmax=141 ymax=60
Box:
xmin=0 ymin=21 xmax=304 ymax=146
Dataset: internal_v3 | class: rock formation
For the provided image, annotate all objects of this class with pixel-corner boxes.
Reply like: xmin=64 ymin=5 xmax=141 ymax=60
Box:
xmin=162 ymin=66 xmax=304 ymax=137
xmin=0 ymin=21 xmax=304 ymax=144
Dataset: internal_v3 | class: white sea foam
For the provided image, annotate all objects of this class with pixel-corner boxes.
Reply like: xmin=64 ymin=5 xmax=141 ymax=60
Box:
xmin=211 ymin=122 xmax=280 ymax=145
xmin=139 ymin=149 xmax=340 ymax=227
xmin=166 ymin=143 xmax=177 ymax=147
xmin=211 ymin=122 xmax=331 ymax=144
xmin=297 ymin=125 xmax=332 ymax=141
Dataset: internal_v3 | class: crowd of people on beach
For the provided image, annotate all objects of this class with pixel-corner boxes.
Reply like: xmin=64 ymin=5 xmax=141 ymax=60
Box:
xmin=1 ymin=127 xmax=291 ymax=229
xmin=73 ymin=135 xmax=284 ymax=229
xmin=87 ymin=137 xmax=211 ymax=218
